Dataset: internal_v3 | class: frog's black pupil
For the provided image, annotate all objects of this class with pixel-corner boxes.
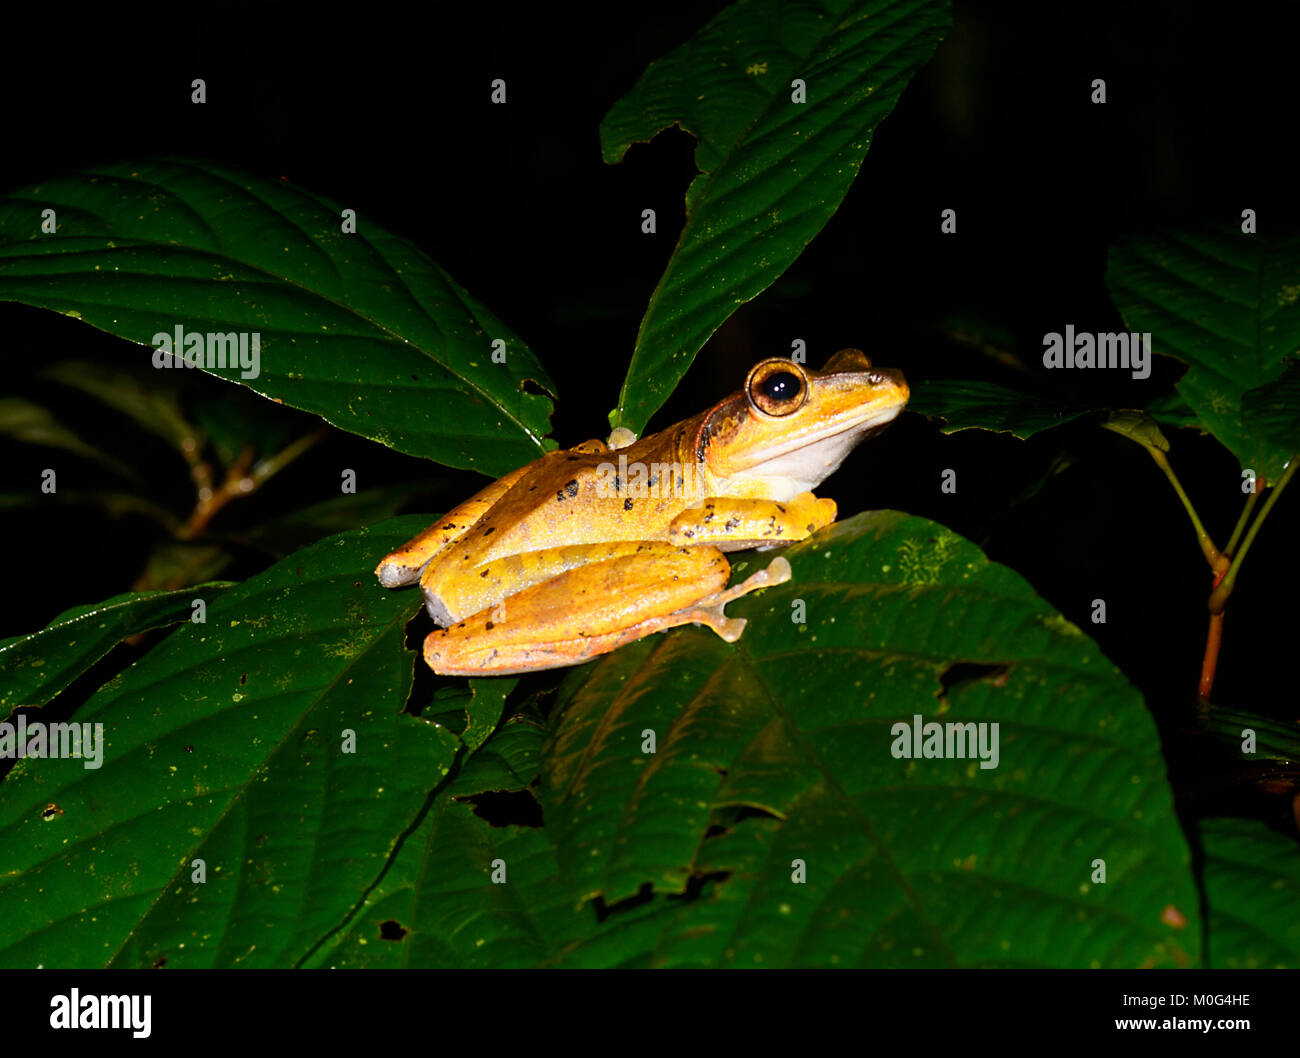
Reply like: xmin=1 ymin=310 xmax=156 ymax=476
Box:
xmin=761 ymin=372 xmax=799 ymax=402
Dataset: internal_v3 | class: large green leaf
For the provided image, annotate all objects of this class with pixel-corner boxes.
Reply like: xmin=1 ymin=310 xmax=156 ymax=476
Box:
xmin=0 ymin=584 xmax=233 ymax=712
xmin=312 ymin=511 xmax=1199 ymax=967
xmin=1201 ymin=817 xmax=1300 ymax=969
xmin=0 ymin=158 xmax=556 ymax=475
xmin=1242 ymin=358 xmax=1300 ymax=457
xmin=0 ymin=517 xmax=476 ymax=968
xmin=1107 ymin=226 xmax=1300 ymax=478
xmin=602 ymin=0 xmax=949 ymax=433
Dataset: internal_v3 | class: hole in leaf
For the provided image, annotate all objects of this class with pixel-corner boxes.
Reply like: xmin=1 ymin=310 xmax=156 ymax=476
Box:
xmin=458 ymin=789 xmax=543 ymax=828
xmin=672 ymin=870 xmax=733 ymax=903
xmin=593 ymin=882 xmax=654 ymax=923
xmin=519 ymin=377 xmax=556 ymax=400
xmin=937 ymin=661 xmax=1011 ymax=699
xmin=378 ymin=920 xmax=408 ymax=941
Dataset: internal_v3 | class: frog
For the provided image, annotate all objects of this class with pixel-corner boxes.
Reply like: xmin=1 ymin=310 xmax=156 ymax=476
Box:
xmin=375 ymin=348 xmax=908 ymax=675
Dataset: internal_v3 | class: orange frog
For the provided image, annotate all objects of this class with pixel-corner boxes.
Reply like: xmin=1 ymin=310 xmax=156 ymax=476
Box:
xmin=375 ymin=350 xmax=908 ymax=675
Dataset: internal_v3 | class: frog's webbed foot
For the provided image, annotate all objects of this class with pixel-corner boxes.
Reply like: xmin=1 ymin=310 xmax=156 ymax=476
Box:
xmin=679 ymin=556 xmax=792 ymax=642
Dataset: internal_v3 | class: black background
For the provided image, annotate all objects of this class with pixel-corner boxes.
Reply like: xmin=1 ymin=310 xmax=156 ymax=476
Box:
xmin=1 ymin=1 xmax=1295 ymax=825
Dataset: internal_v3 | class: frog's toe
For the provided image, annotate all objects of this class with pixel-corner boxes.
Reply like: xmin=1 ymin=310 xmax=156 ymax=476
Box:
xmin=760 ymin=556 xmax=792 ymax=585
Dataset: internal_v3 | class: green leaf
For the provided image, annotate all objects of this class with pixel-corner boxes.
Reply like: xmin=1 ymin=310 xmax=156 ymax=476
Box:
xmin=43 ymin=360 xmax=196 ymax=455
xmin=234 ymin=484 xmax=438 ymax=555
xmin=911 ymin=379 xmax=1096 ymax=437
xmin=602 ymin=0 xmax=950 ymax=433
xmin=427 ymin=677 xmax=518 ymax=755
xmin=1107 ymin=225 xmax=1300 ymax=478
xmin=0 ymin=158 xmax=557 ymax=476
xmin=1201 ymin=817 xmax=1300 ymax=968
xmin=313 ymin=512 xmax=1201 ymax=968
xmin=1242 ymin=358 xmax=1300 ymax=457
xmin=1144 ymin=391 xmax=1203 ymax=432
xmin=447 ymin=716 xmax=545 ymax=797
xmin=0 ymin=397 xmax=135 ymax=478
xmin=0 ymin=516 xmax=462 ymax=968
xmin=0 ymin=584 xmax=233 ymax=712
xmin=1196 ymin=704 xmax=1300 ymax=769
xmin=1100 ymin=410 xmax=1170 ymax=453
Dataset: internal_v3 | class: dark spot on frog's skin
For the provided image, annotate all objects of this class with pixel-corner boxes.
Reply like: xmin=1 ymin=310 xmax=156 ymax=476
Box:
xmin=239 ymin=673 xmax=247 ymax=685
xmin=624 ymin=498 xmax=634 ymax=511
xmin=677 ymin=476 xmax=684 ymax=491
xmin=528 ymin=485 xmax=537 ymax=492
xmin=614 ymin=475 xmax=622 ymax=493
xmin=682 ymin=530 xmax=695 ymax=538
xmin=704 ymin=511 xmax=714 ymax=522
xmin=724 ymin=517 xmax=741 ymax=531
xmin=443 ymin=524 xmax=456 ymax=531
xmin=485 ymin=621 xmax=495 ymax=631
xmin=777 ymin=504 xmax=786 ymax=514
xmin=480 ymin=568 xmax=491 ymax=577
xmin=648 ymin=475 xmax=658 ymax=489
xmin=484 ymin=527 xmax=495 ymax=535
xmin=807 ymin=523 xmax=816 ymax=532
xmin=567 ymin=455 xmax=580 ymax=461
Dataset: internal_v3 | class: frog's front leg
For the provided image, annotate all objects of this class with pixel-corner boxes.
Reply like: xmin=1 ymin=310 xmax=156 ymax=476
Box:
xmin=423 ymin=543 xmax=789 ymax=675
xmin=668 ymin=492 xmax=837 ymax=550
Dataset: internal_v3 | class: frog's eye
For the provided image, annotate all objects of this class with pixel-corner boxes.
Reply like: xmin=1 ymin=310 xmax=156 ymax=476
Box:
xmin=746 ymin=359 xmax=808 ymax=417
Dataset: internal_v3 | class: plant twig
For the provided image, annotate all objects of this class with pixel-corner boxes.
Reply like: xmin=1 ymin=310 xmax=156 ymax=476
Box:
xmin=1223 ymin=484 xmax=1261 ymax=558
xmin=1197 ymin=610 xmax=1224 ymax=705
xmin=1209 ymin=458 xmax=1296 ymax=614
xmin=177 ymin=429 xmax=327 ymax=540
xmin=1146 ymin=448 xmax=1227 ymax=573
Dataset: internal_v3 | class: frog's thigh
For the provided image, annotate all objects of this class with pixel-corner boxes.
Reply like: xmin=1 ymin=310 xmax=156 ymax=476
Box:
xmin=424 ymin=545 xmax=787 ymax=675
xmin=668 ymin=492 xmax=837 ymax=549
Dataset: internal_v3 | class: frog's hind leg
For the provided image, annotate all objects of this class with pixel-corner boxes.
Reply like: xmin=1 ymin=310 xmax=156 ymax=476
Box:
xmin=670 ymin=556 xmax=792 ymax=643
xmin=423 ymin=546 xmax=790 ymax=676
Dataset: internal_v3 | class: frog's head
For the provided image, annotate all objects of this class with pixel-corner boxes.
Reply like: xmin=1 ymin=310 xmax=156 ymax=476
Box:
xmin=696 ymin=349 xmax=908 ymax=500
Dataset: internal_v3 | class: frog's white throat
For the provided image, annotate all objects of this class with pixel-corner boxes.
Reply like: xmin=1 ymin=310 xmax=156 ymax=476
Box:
xmin=721 ymin=410 xmax=900 ymax=502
